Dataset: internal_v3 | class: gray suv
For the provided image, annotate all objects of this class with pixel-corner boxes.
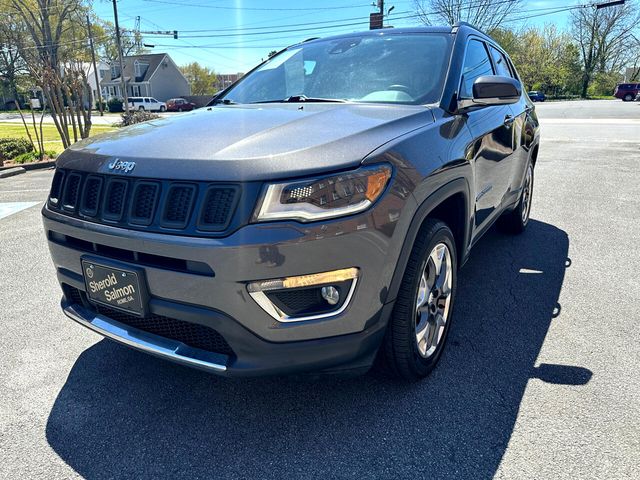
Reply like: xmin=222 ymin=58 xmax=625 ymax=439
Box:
xmin=43 ymin=23 xmax=540 ymax=381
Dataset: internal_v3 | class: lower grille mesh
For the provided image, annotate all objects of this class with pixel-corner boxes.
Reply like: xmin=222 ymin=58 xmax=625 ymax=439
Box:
xmin=65 ymin=286 xmax=234 ymax=356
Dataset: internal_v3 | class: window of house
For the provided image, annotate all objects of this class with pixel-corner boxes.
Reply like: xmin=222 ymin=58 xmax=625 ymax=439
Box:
xmin=132 ymin=85 xmax=141 ymax=96
xmin=111 ymin=65 xmax=120 ymax=78
xmin=460 ymin=40 xmax=494 ymax=98
xmin=134 ymin=61 xmax=149 ymax=78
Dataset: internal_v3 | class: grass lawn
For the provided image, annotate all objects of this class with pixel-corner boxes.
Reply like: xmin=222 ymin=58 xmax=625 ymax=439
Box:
xmin=0 ymin=122 xmax=116 ymax=154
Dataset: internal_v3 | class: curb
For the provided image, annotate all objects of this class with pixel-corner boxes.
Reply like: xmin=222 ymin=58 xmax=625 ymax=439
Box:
xmin=0 ymin=160 xmax=56 ymax=172
xmin=0 ymin=167 xmax=26 ymax=179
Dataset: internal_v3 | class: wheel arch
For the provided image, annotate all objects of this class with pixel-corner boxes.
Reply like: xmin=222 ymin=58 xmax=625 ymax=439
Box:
xmin=384 ymin=177 xmax=471 ymax=305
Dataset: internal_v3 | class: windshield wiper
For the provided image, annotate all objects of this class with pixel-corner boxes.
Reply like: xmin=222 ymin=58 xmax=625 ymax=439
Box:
xmin=250 ymin=95 xmax=348 ymax=104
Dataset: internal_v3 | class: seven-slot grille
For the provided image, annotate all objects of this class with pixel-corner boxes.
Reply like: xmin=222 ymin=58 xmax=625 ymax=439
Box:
xmin=48 ymin=169 xmax=240 ymax=236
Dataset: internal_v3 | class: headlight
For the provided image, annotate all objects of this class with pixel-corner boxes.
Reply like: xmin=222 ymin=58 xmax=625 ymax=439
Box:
xmin=254 ymin=164 xmax=392 ymax=222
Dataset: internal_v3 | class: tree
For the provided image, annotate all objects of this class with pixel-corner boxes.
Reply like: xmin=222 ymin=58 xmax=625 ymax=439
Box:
xmin=571 ymin=3 xmax=640 ymax=98
xmin=492 ymin=25 xmax=581 ymax=96
xmin=414 ymin=0 xmax=524 ymax=32
xmin=9 ymin=0 xmax=94 ymax=148
xmin=267 ymin=50 xmax=278 ymax=58
xmin=96 ymin=20 xmax=147 ymax=64
xmin=180 ymin=62 xmax=217 ymax=96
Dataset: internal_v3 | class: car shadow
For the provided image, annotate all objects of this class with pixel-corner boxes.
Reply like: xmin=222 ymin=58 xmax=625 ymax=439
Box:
xmin=45 ymin=219 xmax=589 ymax=478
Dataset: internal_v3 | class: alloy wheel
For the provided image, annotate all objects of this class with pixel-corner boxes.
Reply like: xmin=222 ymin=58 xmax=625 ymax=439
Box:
xmin=521 ymin=165 xmax=533 ymax=223
xmin=414 ymin=242 xmax=453 ymax=358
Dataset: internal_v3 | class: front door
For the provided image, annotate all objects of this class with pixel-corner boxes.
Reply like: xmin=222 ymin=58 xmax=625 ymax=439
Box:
xmin=458 ymin=39 xmax=517 ymax=239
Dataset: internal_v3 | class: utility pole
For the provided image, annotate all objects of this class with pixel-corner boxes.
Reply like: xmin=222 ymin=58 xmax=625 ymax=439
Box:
xmin=370 ymin=0 xmax=384 ymax=29
xmin=86 ymin=15 xmax=104 ymax=116
xmin=112 ymin=0 xmax=129 ymax=114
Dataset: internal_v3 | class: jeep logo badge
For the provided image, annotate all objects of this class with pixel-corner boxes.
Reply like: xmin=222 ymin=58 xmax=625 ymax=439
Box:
xmin=108 ymin=159 xmax=136 ymax=173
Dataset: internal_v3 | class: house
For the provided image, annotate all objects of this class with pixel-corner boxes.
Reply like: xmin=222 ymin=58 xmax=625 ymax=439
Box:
xmin=101 ymin=53 xmax=190 ymax=101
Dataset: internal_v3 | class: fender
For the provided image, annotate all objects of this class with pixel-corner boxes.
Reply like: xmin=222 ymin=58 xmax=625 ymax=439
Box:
xmin=383 ymin=177 xmax=471 ymax=305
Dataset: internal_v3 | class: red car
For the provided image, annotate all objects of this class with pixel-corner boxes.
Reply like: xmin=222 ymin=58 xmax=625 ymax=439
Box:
xmin=614 ymin=83 xmax=640 ymax=101
xmin=166 ymin=98 xmax=196 ymax=112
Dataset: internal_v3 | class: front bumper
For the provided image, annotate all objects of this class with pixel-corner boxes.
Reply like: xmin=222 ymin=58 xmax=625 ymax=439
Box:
xmin=43 ymin=182 xmax=413 ymax=374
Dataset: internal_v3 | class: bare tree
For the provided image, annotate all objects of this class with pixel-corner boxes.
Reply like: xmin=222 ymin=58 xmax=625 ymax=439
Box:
xmin=9 ymin=0 xmax=93 ymax=149
xmin=414 ymin=0 xmax=524 ymax=32
xmin=571 ymin=3 xmax=640 ymax=98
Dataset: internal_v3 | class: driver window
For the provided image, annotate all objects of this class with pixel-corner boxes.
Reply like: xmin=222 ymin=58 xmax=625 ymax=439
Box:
xmin=460 ymin=40 xmax=494 ymax=99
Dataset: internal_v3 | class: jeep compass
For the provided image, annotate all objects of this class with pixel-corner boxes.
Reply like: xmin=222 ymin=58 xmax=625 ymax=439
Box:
xmin=43 ymin=23 xmax=540 ymax=381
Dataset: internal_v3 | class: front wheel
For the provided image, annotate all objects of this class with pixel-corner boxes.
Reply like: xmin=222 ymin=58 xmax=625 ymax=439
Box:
xmin=499 ymin=162 xmax=534 ymax=234
xmin=138 ymin=106 xmax=145 ymax=111
xmin=380 ymin=219 xmax=457 ymax=381
xmin=159 ymin=106 xmax=166 ymax=112
xmin=623 ymin=94 xmax=634 ymax=102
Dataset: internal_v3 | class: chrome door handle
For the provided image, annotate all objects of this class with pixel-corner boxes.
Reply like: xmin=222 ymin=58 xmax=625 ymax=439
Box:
xmin=504 ymin=114 xmax=515 ymax=126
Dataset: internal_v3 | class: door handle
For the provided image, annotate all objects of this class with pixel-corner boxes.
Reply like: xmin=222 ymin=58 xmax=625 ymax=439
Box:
xmin=504 ymin=114 xmax=515 ymax=126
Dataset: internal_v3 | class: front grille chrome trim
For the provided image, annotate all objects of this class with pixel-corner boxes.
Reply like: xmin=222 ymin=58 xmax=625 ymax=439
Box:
xmin=63 ymin=302 xmax=228 ymax=372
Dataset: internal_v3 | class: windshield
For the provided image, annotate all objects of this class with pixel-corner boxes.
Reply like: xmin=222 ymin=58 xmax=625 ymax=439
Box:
xmin=220 ymin=33 xmax=452 ymax=105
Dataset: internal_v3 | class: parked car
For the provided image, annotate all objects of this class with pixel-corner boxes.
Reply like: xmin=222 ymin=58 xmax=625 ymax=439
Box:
xmin=43 ymin=23 xmax=540 ymax=381
xmin=613 ymin=83 xmax=640 ymax=101
xmin=528 ymin=91 xmax=545 ymax=102
xmin=123 ymin=96 xmax=166 ymax=112
xmin=166 ymin=98 xmax=196 ymax=112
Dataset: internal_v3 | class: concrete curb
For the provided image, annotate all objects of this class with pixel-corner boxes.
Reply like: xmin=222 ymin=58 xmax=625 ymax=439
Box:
xmin=0 ymin=160 xmax=56 ymax=172
xmin=0 ymin=167 xmax=26 ymax=179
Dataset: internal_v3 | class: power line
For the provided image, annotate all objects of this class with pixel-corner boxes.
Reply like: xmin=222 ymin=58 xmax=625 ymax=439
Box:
xmin=140 ymin=0 xmax=373 ymax=11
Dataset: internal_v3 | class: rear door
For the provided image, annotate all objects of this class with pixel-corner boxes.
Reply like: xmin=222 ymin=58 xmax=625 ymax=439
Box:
xmin=460 ymin=39 xmax=516 ymax=237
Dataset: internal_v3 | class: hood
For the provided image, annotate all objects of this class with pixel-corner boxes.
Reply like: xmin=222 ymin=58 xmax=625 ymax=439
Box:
xmin=58 ymin=103 xmax=435 ymax=181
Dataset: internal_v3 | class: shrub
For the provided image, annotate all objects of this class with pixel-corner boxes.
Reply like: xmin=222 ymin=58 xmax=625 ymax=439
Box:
xmin=0 ymin=138 xmax=34 ymax=162
xmin=12 ymin=150 xmax=58 ymax=164
xmin=95 ymin=99 xmax=107 ymax=111
xmin=107 ymin=97 xmax=124 ymax=113
xmin=118 ymin=110 xmax=160 ymax=127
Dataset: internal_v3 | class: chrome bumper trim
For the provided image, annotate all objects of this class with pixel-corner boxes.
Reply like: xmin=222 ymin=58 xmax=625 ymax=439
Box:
xmin=63 ymin=303 xmax=228 ymax=372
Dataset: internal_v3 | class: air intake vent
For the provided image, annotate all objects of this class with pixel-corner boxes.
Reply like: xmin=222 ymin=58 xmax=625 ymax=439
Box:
xmin=198 ymin=186 xmax=239 ymax=231
xmin=80 ymin=176 xmax=103 ymax=216
xmin=49 ymin=170 xmax=65 ymax=207
xmin=103 ymin=179 xmax=128 ymax=221
xmin=130 ymin=182 xmax=159 ymax=225
xmin=62 ymin=173 xmax=82 ymax=211
xmin=162 ymin=184 xmax=195 ymax=228
xmin=46 ymin=169 xmax=244 ymax=237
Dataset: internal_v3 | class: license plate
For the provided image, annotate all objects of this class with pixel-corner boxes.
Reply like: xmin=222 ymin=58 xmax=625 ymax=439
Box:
xmin=82 ymin=260 xmax=146 ymax=316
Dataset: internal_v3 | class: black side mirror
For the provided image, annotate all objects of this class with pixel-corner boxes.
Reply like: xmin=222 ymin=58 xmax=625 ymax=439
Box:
xmin=458 ymin=75 xmax=522 ymax=110
xmin=472 ymin=75 xmax=521 ymax=105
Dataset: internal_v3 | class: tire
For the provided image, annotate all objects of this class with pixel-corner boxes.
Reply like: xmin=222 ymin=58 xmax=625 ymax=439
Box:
xmin=160 ymin=106 xmax=166 ymax=112
xmin=499 ymin=162 xmax=534 ymax=234
xmin=178 ymin=108 xmax=182 ymax=112
xmin=380 ymin=219 xmax=457 ymax=381
xmin=138 ymin=106 xmax=145 ymax=111
xmin=623 ymin=94 xmax=633 ymax=102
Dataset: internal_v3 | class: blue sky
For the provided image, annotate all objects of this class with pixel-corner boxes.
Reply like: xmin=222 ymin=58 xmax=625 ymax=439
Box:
xmin=94 ymin=0 xmax=578 ymax=73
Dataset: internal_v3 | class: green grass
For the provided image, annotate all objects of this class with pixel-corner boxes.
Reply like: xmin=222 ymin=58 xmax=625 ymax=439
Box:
xmin=0 ymin=122 xmax=116 ymax=154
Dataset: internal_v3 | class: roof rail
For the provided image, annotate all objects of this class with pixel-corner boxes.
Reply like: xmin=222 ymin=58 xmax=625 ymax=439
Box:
xmin=451 ymin=21 xmax=492 ymax=38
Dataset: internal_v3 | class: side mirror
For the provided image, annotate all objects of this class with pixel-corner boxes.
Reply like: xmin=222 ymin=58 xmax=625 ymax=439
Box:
xmin=458 ymin=75 xmax=522 ymax=110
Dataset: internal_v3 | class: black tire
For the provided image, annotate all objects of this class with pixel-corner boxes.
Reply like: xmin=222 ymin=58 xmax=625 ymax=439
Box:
xmin=499 ymin=162 xmax=534 ymax=234
xmin=380 ymin=219 xmax=457 ymax=381
xmin=160 ymin=106 xmax=166 ymax=112
xmin=138 ymin=106 xmax=145 ymax=111
xmin=623 ymin=94 xmax=633 ymax=102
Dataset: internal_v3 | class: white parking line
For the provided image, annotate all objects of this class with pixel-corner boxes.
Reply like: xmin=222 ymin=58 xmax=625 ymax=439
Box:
xmin=0 ymin=202 xmax=40 ymax=220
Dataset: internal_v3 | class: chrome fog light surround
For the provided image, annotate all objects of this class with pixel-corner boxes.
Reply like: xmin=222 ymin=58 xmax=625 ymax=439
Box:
xmin=247 ymin=267 xmax=359 ymax=322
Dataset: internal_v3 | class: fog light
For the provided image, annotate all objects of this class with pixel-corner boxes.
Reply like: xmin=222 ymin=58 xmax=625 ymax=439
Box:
xmin=247 ymin=267 xmax=359 ymax=322
xmin=321 ymin=286 xmax=340 ymax=305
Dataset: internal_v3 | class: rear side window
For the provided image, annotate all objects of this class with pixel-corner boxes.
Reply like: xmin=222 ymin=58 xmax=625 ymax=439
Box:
xmin=489 ymin=46 xmax=512 ymax=78
xmin=460 ymin=40 xmax=494 ymax=98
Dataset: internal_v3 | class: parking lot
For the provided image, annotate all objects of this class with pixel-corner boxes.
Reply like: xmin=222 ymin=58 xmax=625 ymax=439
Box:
xmin=1 ymin=100 xmax=638 ymax=479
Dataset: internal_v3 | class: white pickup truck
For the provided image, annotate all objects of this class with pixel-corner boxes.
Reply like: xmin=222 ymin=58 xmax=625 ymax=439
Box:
xmin=123 ymin=97 xmax=166 ymax=112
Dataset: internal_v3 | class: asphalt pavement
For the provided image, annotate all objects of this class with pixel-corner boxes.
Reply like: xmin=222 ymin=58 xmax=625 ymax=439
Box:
xmin=0 ymin=100 xmax=638 ymax=479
